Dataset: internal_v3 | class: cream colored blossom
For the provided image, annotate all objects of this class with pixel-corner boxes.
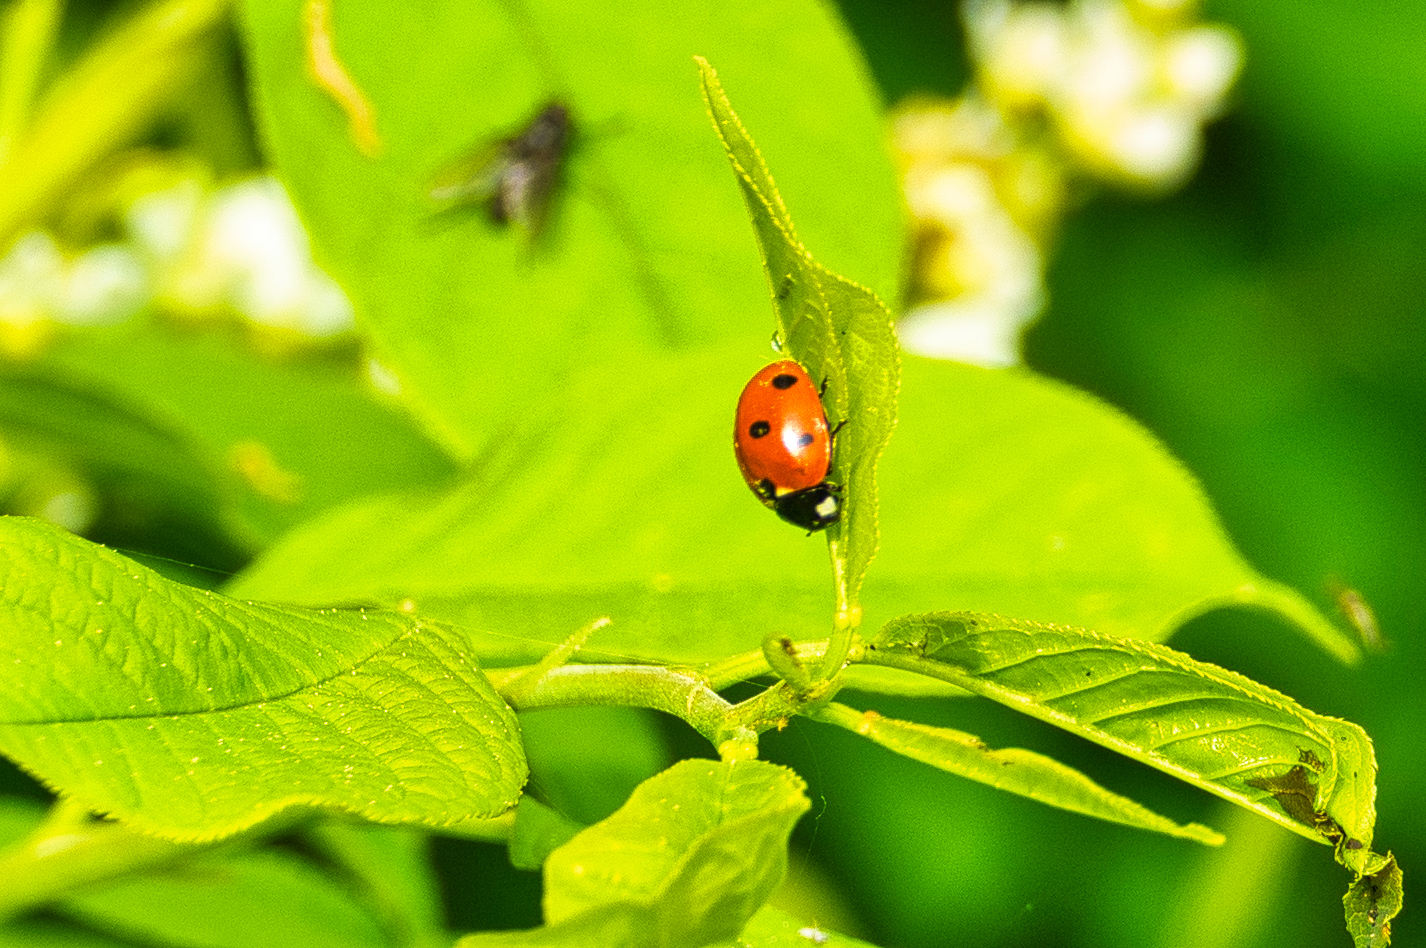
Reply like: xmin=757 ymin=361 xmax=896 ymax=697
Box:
xmin=131 ymin=176 xmax=354 ymax=337
xmin=966 ymin=0 xmax=1242 ymax=190
xmin=894 ymin=0 xmax=1242 ymax=365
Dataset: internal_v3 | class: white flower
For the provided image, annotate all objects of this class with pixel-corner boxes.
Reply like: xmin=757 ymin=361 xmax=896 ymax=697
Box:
xmin=0 ymin=232 xmax=144 ymax=332
xmin=1163 ymin=26 xmax=1244 ymax=112
xmin=0 ymin=232 xmax=64 ymax=330
xmin=893 ymin=97 xmax=1051 ymax=366
xmin=130 ymin=175 xmax=355 ymax=337
xmin=56 ymin=245 xmax=148 ymax=325
xmin=965 ymin=0 xmax=1242 ymax=189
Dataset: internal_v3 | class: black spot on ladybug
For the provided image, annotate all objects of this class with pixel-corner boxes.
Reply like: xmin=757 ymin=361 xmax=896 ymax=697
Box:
xmin=771 ymin=374 xmax=798 ymax=390
xmin=749 ymin=421 xmax=771 ymax=439
xmin=755 ymin=479 xmax=777 ymax=501
xmin=797 ymin=433 xmax=814 ymax=447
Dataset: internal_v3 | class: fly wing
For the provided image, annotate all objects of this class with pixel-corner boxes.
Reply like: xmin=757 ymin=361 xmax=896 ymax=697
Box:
xmin=427 ymin=138 xmax=513 ymax=208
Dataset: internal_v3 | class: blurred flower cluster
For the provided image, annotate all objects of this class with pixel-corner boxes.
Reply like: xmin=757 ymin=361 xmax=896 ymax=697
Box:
xmin=0 ymin=169 xmax=353 ymax=360
xmin=894 ymin=0 xmax=1242 ymax=366
xmin=0 ymin=165 xmax=353 ymax=533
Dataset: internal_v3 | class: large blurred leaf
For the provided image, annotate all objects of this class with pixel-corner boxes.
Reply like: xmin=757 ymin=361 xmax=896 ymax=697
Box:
xmin=239 ymin=0 xmax=903 ymax=456
xmin=228 ymin=346 xmax=837 ymax=665
xmin=0 ymin=365 xmax=225 ymax=538
xmin=32 ymin=323 xmax=458 ymax=551
xmin=59 ymin=847 xmax=394 ymax=948
xmin=867 ymin=612 xmax=1379 ymax=872
xmin=871 ymin=357 xmax=1357 ymax=660
xmin=0 ymin=517 xmax=525 ymax=839
xmin=229 ymin=352 xmax=1357 ymax=668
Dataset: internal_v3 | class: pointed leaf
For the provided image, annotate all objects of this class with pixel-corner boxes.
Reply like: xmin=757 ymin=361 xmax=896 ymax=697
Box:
xmin=866 ymin=612 xmax=1378 ymax=870
xmin=228 ymin=349 xmax=1358 ymax=674
xmin=229 ymin=346 xmax=843 ymax=667
xmin=0 ymin=517 xmax=525 ymax=839
xmin=815 ymin=702 xmax=1223 ymax=844
xmin=698 ymin=58 xmax=900 ymax=619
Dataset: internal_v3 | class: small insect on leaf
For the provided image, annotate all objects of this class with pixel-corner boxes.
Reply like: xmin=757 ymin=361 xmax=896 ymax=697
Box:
xmin=733 ymin=359 xmax=842 ymax=533
xmin=428 ymin=101 xmax=571 ymax=235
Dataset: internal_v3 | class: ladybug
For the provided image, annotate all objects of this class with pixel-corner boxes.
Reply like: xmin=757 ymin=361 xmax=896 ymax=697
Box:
xmin=734 ymin=359 xmax=842 ymax=532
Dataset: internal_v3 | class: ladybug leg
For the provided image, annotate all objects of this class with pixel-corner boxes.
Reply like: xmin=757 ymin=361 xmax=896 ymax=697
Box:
xmin=817 ymin=377 xmax=848 ymax=438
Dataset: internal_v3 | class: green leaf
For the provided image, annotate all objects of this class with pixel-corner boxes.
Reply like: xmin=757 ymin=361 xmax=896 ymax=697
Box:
xmin=870 ymin=357 xmax=1360 ymax=662
xmin=1344 ymin=852 xmax=1402 ymax=948
xmin=0 ymin=917 xmax=134 ymax=948
xmin=303 ymin=822 xmax=448 ymax=948
xmin=0 ymin=0 xmax=229 ymax=248
xmin=38 ymin=324 xmax=459 ymax=550
xmin=0 ymin=366 xmax=228 ymax=542
xmin=0 ymin=797 xmax=44 ymax=848
xmin=508 ymin=797 xmax=585 ymax=873
xmin=697 ymin=57 xmax=901 ymax=627
xmin=814 ymin=701 xmax=1223 ymax=845
xmin=58 ymin=847 xmax=394 ymax=948
xmin=721 ymin=906 xmax=882 ymax=948
xmin=228 ymin=345 xmax=843 ymax=667
xmin=454 ymin=904 xmax=649 ymax=948
xmin=865 ymin=612 xmax=1378 ymax=869
xmin=544 ymin=759 xmax=808 ymax=935
xmin=238 ymin=0 xmax=902 ymax=457
xmin=228 ymin=350 xmax=1358 ymax=676
xmin=459 ymin=759 xmax=808 ymax=947
xmin=0 ymin=516 xmax=526 ymax=839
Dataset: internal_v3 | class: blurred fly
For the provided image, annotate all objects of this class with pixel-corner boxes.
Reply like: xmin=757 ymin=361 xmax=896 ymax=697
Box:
xmin=429 ymin=101 xmax=571 ymax=237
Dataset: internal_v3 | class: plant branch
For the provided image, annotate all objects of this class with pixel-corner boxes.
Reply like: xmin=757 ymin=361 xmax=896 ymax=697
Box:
xmin=499 ymin=663 xmax=738 ymax=747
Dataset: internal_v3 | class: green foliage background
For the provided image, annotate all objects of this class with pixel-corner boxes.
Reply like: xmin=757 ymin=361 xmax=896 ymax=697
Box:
xmin=0 ymin=0 xmax=1420 ymax=946
xmin=837 ymin=1 xmax=1425 ymax=945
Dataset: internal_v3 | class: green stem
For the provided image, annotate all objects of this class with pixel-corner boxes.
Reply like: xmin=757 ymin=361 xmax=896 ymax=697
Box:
xmin=816 ymin=607 xmax=858 ymax=683
xmin=0 ymin=0 xmax=232 ymax=249
xmin=500 ymin=664 xmax=737 ymax=748
xmin=806 ymin=700 xmax=867 ymax=733
xmin=699 ymin=646 xmax=777 ymax=690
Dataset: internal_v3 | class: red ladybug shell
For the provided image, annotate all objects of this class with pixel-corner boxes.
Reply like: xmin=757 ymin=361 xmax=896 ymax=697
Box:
xmin=734 ymin=360 xmax=832 ymax=499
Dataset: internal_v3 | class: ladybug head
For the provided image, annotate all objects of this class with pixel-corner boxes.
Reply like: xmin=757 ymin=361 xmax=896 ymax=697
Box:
xmin=772 ymin=483 xmax=842 ymax=533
